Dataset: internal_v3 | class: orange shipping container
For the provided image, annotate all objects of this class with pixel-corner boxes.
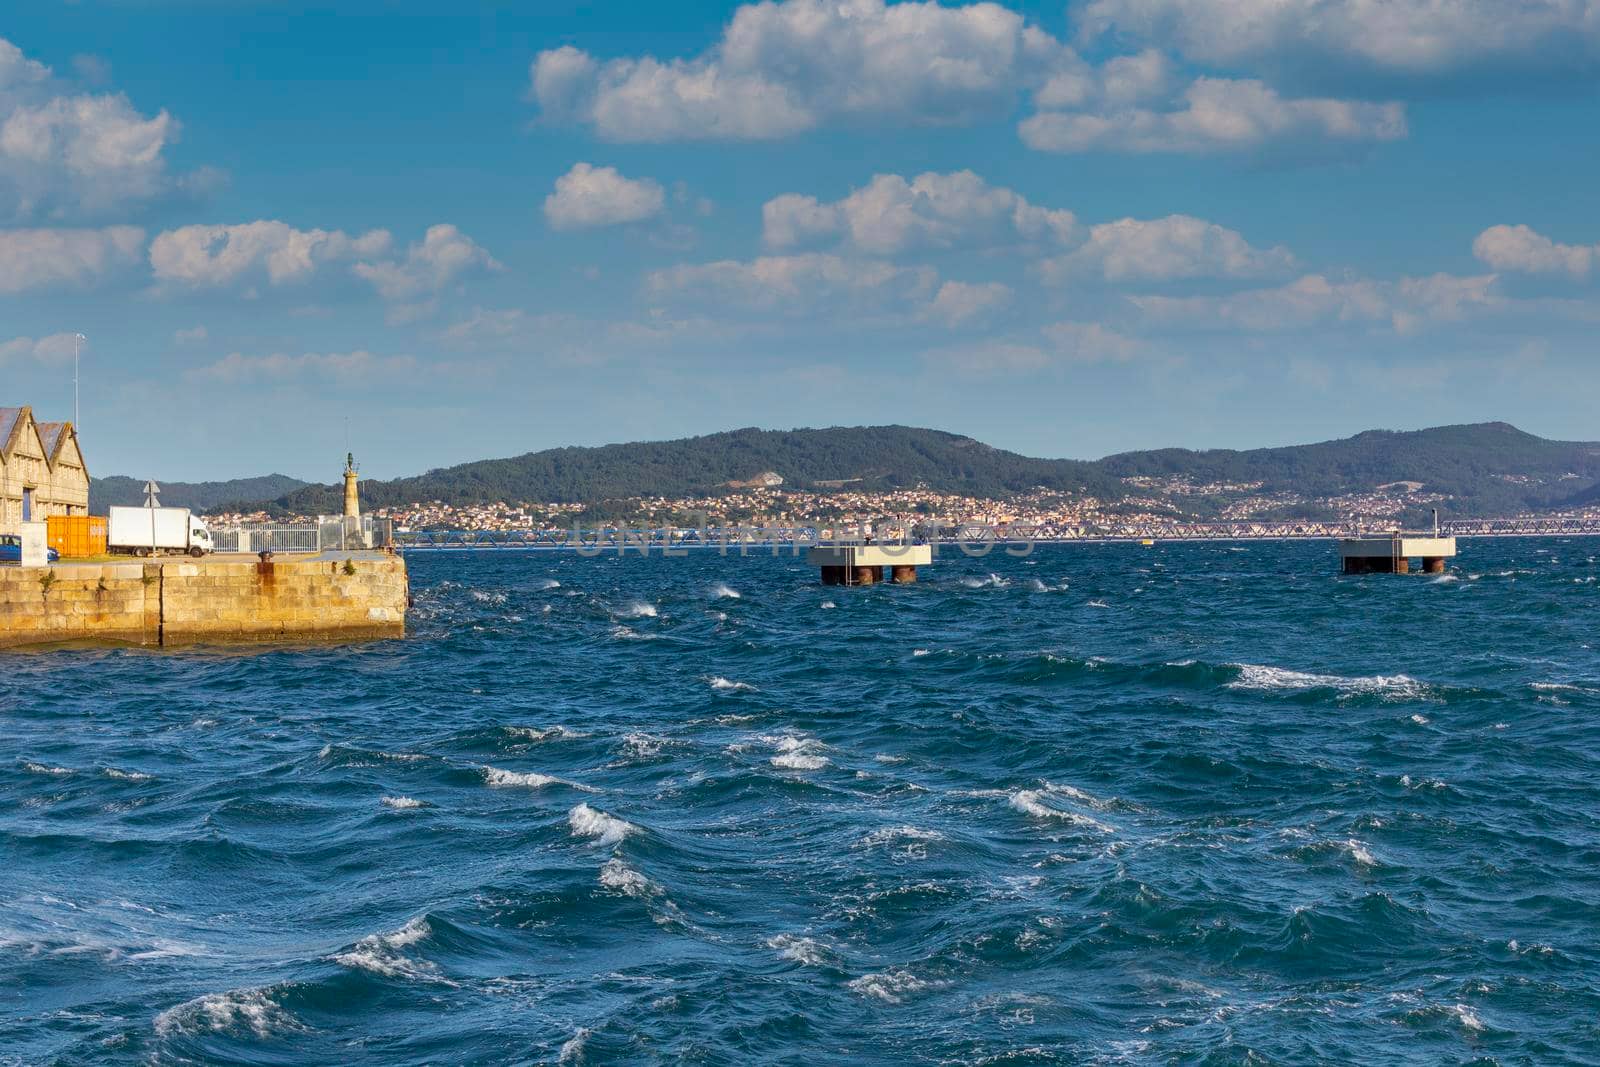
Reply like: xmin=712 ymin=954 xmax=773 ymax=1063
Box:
xmin=47 ymin=515 xmax=108 ymax=558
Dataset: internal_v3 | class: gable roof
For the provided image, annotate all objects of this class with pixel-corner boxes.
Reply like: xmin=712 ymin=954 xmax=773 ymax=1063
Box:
xmin=35 ymin=422 xmax=67 ymax=458
xmin=0 ymin=407 xmax=21 ymax=453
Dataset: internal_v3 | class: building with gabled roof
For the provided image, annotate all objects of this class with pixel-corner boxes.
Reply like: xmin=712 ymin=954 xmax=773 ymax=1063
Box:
xmin=0 ymin=406 xmax=89 ymax=535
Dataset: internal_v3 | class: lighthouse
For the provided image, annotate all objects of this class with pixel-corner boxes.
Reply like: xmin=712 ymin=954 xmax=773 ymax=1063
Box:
xmin=343 ymin=452 xmax=360 ymax=520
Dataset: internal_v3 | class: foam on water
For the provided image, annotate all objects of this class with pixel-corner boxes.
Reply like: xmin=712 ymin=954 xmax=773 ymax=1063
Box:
xmin=709 ymin=582 xmax=741 ymax=599
xmin=7 ymin=541 xmax=1597 ymax=1064
xmin=707 ymin=676 xmax=756 ymax=692
xmin=569 ymin=803 xmax=636 ymax=846
xmin=154 ymin=987 xmax=299 ymax=1038
xmin=1228 ymin=664 xmax=1429 ymax=699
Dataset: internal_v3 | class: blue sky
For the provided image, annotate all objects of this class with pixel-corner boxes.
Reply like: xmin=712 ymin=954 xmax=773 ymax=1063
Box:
xmin=2 ymin=0 xmax=1598 ymax=481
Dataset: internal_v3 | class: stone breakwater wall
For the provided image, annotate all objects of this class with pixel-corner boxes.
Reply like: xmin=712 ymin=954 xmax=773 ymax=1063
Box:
xmin=0 ymin=555 xmax=408 ymax=649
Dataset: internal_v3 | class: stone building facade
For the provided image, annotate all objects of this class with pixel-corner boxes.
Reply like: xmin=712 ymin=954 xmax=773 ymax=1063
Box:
xmin=0 ymin=406 xmax=89 ymax=535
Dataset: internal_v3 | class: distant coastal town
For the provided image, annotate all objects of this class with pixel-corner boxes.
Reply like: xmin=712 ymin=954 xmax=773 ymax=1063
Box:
xmin=202 ymin=475 xmax=1600 ymax=540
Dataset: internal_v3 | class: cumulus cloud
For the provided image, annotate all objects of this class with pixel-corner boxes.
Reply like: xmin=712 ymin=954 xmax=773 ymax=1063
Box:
xmin=1039 ymin=214 xmax=1294 ymax=282
xmin=762 ymin=170 xmax=1077 ymax=253
xmin=1021 ymin=77 xmax=1406 ymax=154
xmin=352 ymin=224 xmax=500 ymax=301
xmin=927 ymin=280 xmax=1012 ymax=325
xmin=149 ymin=220 xmax=392 ymax=287
xmin=529 ymin=0 xmax=1053 ymax=140
xmin=544 ymin=162 xmax=666 ymax=229
xmin=1473 ymin=223 xmax=1596 ymax=278
xmin=193 ymin=350 xmax=417 ymax=383
xmin=0 ymin=332 xmax=83 ymax=366
xmin=174 ymin=324 xmax=207 ymax=344
xmin=1128 ymin=271 xmax=1500 ymax=332
xmin=646 ymin=252 xmax=937 ymax=314
xmin=525 ymin=1 xmax=1408 ymax=157
xmin=1076 ymin=0 xmax=1600 ymax=86
xmin=149 ymin=220 xmax=498 ymax=311
xmin=0 ymin=36 xmax=187 ymax=218
xmin=0 ymin=225 xmax=143 ymax=292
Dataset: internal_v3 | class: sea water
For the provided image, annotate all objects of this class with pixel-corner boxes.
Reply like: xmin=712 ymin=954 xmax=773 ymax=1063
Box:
xmin=2 ymin=540 xmax=1597 ymax=1063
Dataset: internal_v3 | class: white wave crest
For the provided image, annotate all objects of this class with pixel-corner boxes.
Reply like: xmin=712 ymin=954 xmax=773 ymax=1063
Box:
xmin=569 ymin=803 xmax=636 ymax=846
xmin=382 ymin=796 xmax=425 ymax=809
xmin=22 ymin=761 xmax=71 ymax=776
xmin=617 ymin=601 xmax=657 ymax=618
xmin=770 ymin=735 xmax=829 ymax=771
xmin=155 ymin=987 xmax=300 ymax=1038
xmin=103 ymin=767 xmax=153 ymax=781
xmin=1009 ymin=786 xmax=1115 ymax=833
xmin=858 ymin=825 xmax=944 ymax=849
xmin=599 ymin=858 xmax=659 ymax=899
xmin=610 ymin=625 xmax=659 ymax=641
xmin=707 ymin=676 xmax=756 ymax=692
xmin=484 ymin=766 xmax=594 ymax=792
xmin=558 ymin=1027 xmax=592 ymax=1064
xmin=537 ymin=579 xmax=562 ymax=590
xmin=1228 ymin=664 xmax=1427 ymax=699
xmin=820 ymin=600 xmax=836 ymax=610
xmin=767 ymin=933 xmax=828 ymax=966
xmin=961 ymin=573 xmax=1008 ymax=589
xmin=331 ymin=917 xmax=449 ymax=983
xmin=709 ymin=582 xmax=741 ymax=600
xmin=470 ymin=589 xmax=507 ymax=604
xmin=1341 ymin=838 xmax=1378 ymax=866
xmin=505 ymin=725 xmax=583 ymax=742
xmin=848 ymin=969 xmax=940 ymax=1004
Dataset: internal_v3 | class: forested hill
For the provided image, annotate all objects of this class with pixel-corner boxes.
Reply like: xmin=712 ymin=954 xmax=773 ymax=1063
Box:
xmin=90 ymin=474 xmax=311 ymax=512
xmin=1096 ymin=422 xmax=1600 ymax=514
xmin=258 ymin=427 xmax=1124 ymax=515
xmin=99 ymin=422 xmax=1600 ymax=518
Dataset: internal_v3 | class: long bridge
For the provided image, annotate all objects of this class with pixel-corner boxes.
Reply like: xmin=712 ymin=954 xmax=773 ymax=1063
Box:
xmin=389 ymin=516 xmax=1600 ymax=550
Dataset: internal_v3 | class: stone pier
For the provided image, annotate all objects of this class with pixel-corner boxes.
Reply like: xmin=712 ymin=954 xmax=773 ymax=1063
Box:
xmin=0 ymin=553 xmax=408 ymax=648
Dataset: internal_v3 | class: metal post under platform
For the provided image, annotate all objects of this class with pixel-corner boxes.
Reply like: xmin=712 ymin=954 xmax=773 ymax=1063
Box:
xmin=808 ymin=544 xmax=932 ymax=585
xmin=1339 ymin=534 xmax=1457 ymax=575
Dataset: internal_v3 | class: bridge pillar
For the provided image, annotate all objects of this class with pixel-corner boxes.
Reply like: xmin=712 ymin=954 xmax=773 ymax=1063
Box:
xmin=1423 ymin=556 xmax=1446 ymax=574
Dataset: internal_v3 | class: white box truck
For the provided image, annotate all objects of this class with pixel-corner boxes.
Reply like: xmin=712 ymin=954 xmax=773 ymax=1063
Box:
xmin=107 ymin=506 xmax=215 ymax=558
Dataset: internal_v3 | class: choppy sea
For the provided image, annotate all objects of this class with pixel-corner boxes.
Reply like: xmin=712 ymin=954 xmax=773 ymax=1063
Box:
xmin=3 ymin=539 xmax=1598 ymax=1065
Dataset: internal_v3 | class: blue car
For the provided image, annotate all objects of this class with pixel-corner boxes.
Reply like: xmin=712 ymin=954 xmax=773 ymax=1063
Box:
xmin=0 ymin=534 xmax=59 ymax=564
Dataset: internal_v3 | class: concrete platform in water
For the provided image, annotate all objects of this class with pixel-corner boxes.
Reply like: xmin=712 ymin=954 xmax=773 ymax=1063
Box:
xmin=807 ymin=544 xmax=933 ymax=585
xmin=1339 ymin=534 xmax=1457 ymax=575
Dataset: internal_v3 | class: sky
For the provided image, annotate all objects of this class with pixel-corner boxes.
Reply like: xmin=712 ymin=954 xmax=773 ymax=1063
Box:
xmin=2 ymin=0 xmax=1598 ymax=482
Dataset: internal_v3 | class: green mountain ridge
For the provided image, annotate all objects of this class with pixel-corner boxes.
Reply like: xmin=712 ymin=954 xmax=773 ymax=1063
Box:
xmin=92 ymin=422 xmax=1600 ymax=519
xmin=90 ymin=474 xmax=313 ymax=513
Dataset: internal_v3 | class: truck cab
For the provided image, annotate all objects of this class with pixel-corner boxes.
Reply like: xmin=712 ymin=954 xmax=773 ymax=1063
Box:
xmin=189 ymin=520 xmax=214 ymax=557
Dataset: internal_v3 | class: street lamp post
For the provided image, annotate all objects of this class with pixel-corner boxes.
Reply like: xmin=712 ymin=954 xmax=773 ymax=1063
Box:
xmin=73 ymin=333 xmax=86 ymax=429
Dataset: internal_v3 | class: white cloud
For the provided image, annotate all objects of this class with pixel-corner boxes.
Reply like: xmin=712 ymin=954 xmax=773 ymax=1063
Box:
xmin=174 ymin=324 xmax=207 ymax=344
xmin=543 ymin=162 xmax=666 ymax=229
xmin=1128 ymin=271 xmax=1501 ymax=332
xmin=763 ymin=170 xmax=1077 ymax=253
xmin=1077 ymin=0 xmax=1600 ymax=84
xmin=927 ymin=280 xmax=1012 ymax=325
xmin=0 ymin=225 xmax=143 ymax=292
xmin=0 ymin=331 xmax=82 ymax=366
xmin=149 ymin=220 xmax=392 ymax=287
xmin=441 ymin=306 xmax=531 ymax=344
xmin=1021 ymin=77 xmax=1406 ymax=154
xmin=1040 ymin=214 xmax=1294 ymax=282
xmin=646 ymin=252 xmax=937 ymax=314
xmin=529 ymin=0 xmax=1053 ymax=141
xmin=192 ymin=350 xmax=417 ymax=383
xmin=926 ymin=339 xmax=1053 ymax=374
xmin=0 ymin=36 xmax=185 ymax=218
xmin=1473 ymin=223 xmax=1596 ymax=278
xmin=352 ymin=224 xmax=500 ymax=302
xmin=1040 ymin=320 xmax=1142 ymax=362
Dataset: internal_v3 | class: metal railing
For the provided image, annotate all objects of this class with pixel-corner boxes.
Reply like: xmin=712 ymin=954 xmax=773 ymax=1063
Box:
xmin=210 ymin=516 xmax=393 ymax=554
xmin=387 ymin=515 xmax=1600 ymax=551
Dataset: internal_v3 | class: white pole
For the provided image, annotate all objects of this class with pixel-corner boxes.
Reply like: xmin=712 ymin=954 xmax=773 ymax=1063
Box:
xmin=73 ymin=333 xmax=85 ymax=428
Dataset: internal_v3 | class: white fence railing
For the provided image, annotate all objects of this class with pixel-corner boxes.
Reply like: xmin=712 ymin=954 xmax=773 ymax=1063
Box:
xmin=209 ymin=517 xmax=392 ymax=554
